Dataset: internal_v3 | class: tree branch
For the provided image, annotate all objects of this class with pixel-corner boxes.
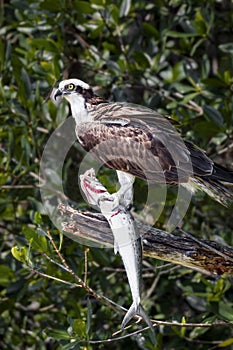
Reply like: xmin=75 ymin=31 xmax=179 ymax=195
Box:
xmin=58 ymin=203 xmax=233 ymax=276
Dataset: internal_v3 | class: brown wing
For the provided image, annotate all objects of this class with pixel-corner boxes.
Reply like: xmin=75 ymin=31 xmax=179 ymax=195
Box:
xmin=76 ymin=103 xmax=194 ymax=184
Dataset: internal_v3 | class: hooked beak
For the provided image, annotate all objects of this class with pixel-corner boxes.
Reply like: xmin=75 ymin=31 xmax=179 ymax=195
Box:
xmin=54 ymin=88 xmax=63 ymax=100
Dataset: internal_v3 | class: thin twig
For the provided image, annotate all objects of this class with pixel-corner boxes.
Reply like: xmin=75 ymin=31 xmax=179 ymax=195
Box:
xmin=26 ymin=265 xmax=81 ymax=287
xmin=144 ymin=265 xmax=179 ymax=300
xmin=84 ymin=248 xmax=89 ymax=285
xmin=46 ymin=229 xmax=127 ymax=316
xmin=1 ymin=185 xmax=36 ymax=189
xmin=218 ymin=142 xmax=233 ymax=155
xmin=78 ymin=319 xmax=231 ymax=345
xmin=46 ymin=230 xmax=100 ymax=298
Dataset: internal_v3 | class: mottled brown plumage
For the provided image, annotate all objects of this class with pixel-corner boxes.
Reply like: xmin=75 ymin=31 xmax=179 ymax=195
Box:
xmin=54 ymin=79 xmax=233 ymax=205
xmin=76 ymin=103 xmax=191 ymax=184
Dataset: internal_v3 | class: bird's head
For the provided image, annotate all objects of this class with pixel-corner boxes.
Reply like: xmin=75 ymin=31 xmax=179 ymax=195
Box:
xmin=54 ymin=78 xmax=93 ymax=104
xmin=53 ymin=78 xmax=107 ymax=123
xmin=54 ymin=78 xmax=96 ymax=122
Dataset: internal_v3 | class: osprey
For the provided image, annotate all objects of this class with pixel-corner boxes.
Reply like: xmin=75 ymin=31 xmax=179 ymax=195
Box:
xmin=54 ymin=78 xmax=233 ymax=207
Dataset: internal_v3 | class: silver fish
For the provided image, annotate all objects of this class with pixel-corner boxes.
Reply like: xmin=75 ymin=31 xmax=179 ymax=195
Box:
xmin=80 ymin=169 xmax=155 ymax=337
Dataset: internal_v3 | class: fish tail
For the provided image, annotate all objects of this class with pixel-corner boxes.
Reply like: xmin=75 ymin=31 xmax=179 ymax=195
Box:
xmin=121 ymin=303 xmax=156 ymax=342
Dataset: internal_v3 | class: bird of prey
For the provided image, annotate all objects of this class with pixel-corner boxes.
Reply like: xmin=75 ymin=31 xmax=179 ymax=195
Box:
xmin=54 ymin=78 xmax=233 ymax=207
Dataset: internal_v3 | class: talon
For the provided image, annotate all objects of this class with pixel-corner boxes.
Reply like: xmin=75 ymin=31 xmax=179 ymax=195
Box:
xmin=126 ymin=203 xmax=133 ymax=211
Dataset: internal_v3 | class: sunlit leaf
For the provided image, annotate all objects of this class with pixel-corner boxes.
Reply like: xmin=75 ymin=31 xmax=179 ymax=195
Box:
xmin=120 ymin=0 xmax=131 ymax=17
xmin=72 ymin=319 xmax=86 ymax=338
xmin=42 ymin=327 xmax=71 ymax=340
xmin=219 ymin=43 xmax=233 ymax=54
xmin=219 ymin=338 xmax=233 ymax=348
xmin=194 ymin=10 xmax=207 ymax=35
xmin=11 ymin=246 xmax=27 ymax=263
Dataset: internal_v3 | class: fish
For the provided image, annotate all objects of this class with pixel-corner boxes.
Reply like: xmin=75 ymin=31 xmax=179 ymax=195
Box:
xmin=80 ymin=169 xmax=155 ymax=338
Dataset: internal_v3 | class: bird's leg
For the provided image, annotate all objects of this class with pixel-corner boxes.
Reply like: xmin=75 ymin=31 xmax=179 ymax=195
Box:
xmin=115 ymin=171 xmax=135 ymax=209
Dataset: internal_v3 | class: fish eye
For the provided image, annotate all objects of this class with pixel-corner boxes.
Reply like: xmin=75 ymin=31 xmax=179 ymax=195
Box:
xmin=66 ymin=83 xmax=75 ymax=91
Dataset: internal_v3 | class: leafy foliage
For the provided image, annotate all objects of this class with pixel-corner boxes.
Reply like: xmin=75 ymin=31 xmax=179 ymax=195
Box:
xmin=0 ymin=0 xmax=233 ymax=349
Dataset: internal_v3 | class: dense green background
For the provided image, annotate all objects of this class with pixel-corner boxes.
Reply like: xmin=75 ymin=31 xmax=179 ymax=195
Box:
xmin=0 ymin=0 xmax=233 ymax=349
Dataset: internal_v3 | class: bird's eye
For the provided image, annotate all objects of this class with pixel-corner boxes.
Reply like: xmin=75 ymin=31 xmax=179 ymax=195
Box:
xmin=66 ymin=83 xmax=75 ymax=91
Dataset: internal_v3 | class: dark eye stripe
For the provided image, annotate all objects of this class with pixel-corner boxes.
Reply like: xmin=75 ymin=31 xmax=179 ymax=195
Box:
xmin=75 ymin=86 xmax=83 ymax=93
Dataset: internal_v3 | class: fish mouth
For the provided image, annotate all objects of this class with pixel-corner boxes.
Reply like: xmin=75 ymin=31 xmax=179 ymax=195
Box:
xmin=80 ymin=170 xmax=107 ymax=206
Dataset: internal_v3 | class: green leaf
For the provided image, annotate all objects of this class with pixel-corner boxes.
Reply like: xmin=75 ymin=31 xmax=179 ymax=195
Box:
xmin=61 ymin=341 xmax=81 ymax=350
xmin=219 ymin=43 xmax=233 ymax=54
xmin=21 ymin=136 xmax=31 ymax=164
xmin=142 ymin=22 xmax=159 ymax=38
xmin=88 ymin=23 xmax=105 ymax=39
xmin=218 ymin=301 xmax=233 ymax=321
xmin=189 ymin=323 xmax=212 ymax=339
xmin=202 ymin=77 xmax=228 ymax=88
xmin=194 ymin=10 xmax=207 ymax=35
xmin=172 ymin=83 xmax=197 ymax=94
xmin=110 ymin=4 xmax=119 ymax=23
xmin=166 ymin=30 xmax=197 ymax=38
xmin=223 ymin=70 xmax=232 ymax=85
xmin=29 ymin=38 xmax=58 ymax=53
xmin=0 ymin=265 xmax=15 ymax=286
xmin=190 ymin=38 xmax=205 ymax=56
xmin=23 ymin=226 xmax=48 ymax=253
xmin=42 ymin=327 xmax=71 ymax=340
xmin=21 ymin=68 xmax=31 ymax=99
xmin=33 ymin=212 xmax=42 ymax=225
xmin=86 ymin=297 xmax=92 ymax=335
xmin=41 ymin=61 xmax=53 ymax=72
xmin=179 ymin=92 xmax=200 ymax=105
xmin=72 ymin=319 xmax=86 ymax=338
xmin=11 ymin=246 xmax=27 ymax=263
xmin=132 ymin=51 xmax=150 ymax=69
xmin=203 ymin=105 xmax=224 ymax=127
xmin=192 ymin=120 xmax=220 ymax=138
xmin=74 ymin=0 xmax=94 ymax=14
xmin=219 ymin=338 xmax=233 ymax=348
xmin=120 ymin=0 xmax=131 ymax=17
xmin=40 ymin=0 xmax=65 ymax=12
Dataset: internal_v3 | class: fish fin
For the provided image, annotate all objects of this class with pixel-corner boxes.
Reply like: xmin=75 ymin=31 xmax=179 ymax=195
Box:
xmin=121 ymin=303 xmax=156 ymax=343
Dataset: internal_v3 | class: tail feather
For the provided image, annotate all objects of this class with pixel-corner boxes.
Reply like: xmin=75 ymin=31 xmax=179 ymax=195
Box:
xmin=190 ymin=177 xmax=233 ymax=206
xmin=121 ymin=302 xmax=156 ymax=342
xmin=211 ymin=164 xmax=233 ymax=184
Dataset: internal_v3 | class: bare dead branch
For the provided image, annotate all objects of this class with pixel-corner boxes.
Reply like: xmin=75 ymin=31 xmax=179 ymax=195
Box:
xmin=58 ymin=203 xmax=233 ymax=276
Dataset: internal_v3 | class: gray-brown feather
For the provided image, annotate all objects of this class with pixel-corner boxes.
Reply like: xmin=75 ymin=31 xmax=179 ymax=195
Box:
xmin=75 ymin=100 xmax=233 ymax=204
xmin=76 ymin=103 xmax=194 ymax=184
